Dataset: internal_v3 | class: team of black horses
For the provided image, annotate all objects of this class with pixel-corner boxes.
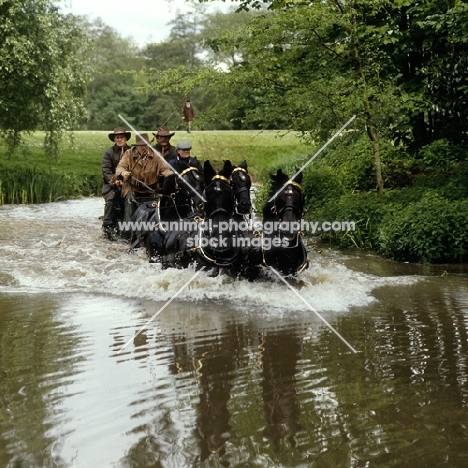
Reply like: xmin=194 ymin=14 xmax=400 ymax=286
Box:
xmin=124 ymin=159 xmax=308 ymax=279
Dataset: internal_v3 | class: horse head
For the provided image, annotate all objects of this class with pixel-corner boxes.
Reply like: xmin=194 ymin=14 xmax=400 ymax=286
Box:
xmin=174 ymin=160 xmax=205 ymax=216
xmin=160 ymin=159 xmax=205 ymax=219
xmin=231 ymin=160 xmax=252 ymax=218
xmin=264 ymin=168 xmax=304 ymax=240
xmin=203 ymin=160 xmax=234 ymax=225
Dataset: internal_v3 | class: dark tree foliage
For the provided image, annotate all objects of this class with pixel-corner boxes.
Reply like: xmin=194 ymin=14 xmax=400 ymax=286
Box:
xmin=0 ymin=0 xmax=89 ymax=157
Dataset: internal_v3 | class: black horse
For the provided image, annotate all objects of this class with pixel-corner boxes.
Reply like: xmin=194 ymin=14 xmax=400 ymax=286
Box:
xmin=259 ymin=169 xmax=308 ymax=276
xmin=159 ymin=160 xmax=205 ymax=221
xmin=129 ymin=159 xmax=205 ymax=260
xmin=160 ymin=160 xmax=246 ymax=274
xmin=231 ymin=160 xmax=253 ymax=222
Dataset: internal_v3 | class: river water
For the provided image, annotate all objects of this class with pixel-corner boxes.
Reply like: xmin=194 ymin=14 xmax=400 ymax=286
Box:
xmin=0 ymin=198 xmax=467 ymax=467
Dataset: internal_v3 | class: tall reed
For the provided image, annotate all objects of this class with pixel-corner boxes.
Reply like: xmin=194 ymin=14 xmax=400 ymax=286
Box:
xmin=0 ymin=168 xmax=101 ymax=204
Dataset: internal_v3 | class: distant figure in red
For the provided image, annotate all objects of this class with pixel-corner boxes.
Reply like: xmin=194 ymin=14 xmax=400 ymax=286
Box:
xmin=181 ymin=99 xmax=195 ymax=133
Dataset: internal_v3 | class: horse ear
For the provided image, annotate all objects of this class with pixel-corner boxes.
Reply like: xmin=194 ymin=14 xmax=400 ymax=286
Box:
xmin=222 ymin=160 xmax=233 ymax=177
xmin=276 ymin=169 xmax=283 ymax=177
xmin=293 ymin=169 xmax=303 ymax=184
xmin=204 ymin=160 xmax=216 ymax=183
xmin=239 ymin=160 xmax=247 ymax=170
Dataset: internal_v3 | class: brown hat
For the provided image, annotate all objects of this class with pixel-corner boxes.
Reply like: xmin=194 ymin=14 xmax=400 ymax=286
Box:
xmin=132 ymin=133 xmax=150 ymax=146
xmin=108 ymin=127 xmax=131 ymax=142
xmin=153 ymin=125 xmax=175 ymax=138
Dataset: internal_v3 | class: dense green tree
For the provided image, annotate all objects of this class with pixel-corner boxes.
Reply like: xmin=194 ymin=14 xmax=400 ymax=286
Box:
xmin=0 ymin=0 xmax=89 ymax=157
xmin=150 ymin=0 xmax=468 ymax=193
xmin=81 ymin=18 xmax=144 ymax=130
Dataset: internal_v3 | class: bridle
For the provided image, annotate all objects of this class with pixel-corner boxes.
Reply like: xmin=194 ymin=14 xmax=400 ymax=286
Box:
xmin=197 ymin=173 xmax=239 ymax=266
xmin=175 ymin=166 xmax=202 ymax=195
xmin=167 ymin=166 xmax=204 ymax=217
xmin=231 ymin=166 xmax=252 ymax=217
xmin=202 ymin=174 xmax=233 ymax=219
xmin=270 ymin=180 xmax=305 ymax=220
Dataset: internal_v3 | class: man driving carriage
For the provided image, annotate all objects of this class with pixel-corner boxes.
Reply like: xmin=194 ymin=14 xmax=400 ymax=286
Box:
xmin=152 ymin=125 xmax=177 ymax=161
xmin=115 ymin=133 xmax=173 ymax=233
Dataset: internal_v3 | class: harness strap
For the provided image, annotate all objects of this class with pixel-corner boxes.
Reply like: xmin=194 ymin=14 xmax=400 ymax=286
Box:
xmin=231 ymin=166 xmax=248 ymax=175
xmin=211 ymin=174 xmax=231 ymax=184
xmin=178 ymin=167 xmax=198 ymax=178
xmin=287 ymin=180 xmax=302 ymax=190
xmin=194 ymin=223 xmax=240 ymax=267
xmin=259 ymin=231 xmax=308 ymax=275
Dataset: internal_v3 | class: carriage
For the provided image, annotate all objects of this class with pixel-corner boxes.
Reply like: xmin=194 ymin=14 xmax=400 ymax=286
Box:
xmin=119 ymin=159 xmax=308 ymax=279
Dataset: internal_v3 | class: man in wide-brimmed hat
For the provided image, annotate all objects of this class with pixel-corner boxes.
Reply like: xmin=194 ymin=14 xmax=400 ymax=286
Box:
xmin=116 ymin=133 xmax=173 ymax=228
xmin=152 ymin=125 xmax=177 ymax=161
xmin=101 ymin=127 xmax=131 ymax=240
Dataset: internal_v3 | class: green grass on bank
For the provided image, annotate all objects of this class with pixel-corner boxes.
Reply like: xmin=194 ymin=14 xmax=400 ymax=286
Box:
xmin=0 ymin=130 xmax=311 ymax=204
xmin=3 ymin=130 xmax=468 ymax=263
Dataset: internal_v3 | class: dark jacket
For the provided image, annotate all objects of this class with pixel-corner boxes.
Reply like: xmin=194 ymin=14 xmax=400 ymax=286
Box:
xmin=182 ymin=103 xmax=195 ymax=121
xmin=166 ymin=155 xmax=203 ymax=173
xmin=102 ymin=144 xmax=130 ymax=198
xmin=153 ymin=143 xmax=177 ymax=162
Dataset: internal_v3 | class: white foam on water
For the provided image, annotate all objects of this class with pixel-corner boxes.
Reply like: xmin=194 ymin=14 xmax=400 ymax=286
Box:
xmin=0 ymin=198 xmax=417 ymax=313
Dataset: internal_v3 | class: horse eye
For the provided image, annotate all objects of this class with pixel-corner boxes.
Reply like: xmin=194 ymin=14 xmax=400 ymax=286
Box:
xmin=193 ymin=172 xmax=201 ymax=180
xmin=239 ymin=173 xmax=246 ymax=181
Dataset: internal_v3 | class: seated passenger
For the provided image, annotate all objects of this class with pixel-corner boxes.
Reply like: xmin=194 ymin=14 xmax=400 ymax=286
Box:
xmin=167 ymin=140 xmax=203 ymax=173
xmin=115 ymin=133 xmax=173 ymax=225
xmin=152 ymin=126 xmax=177 ymax=161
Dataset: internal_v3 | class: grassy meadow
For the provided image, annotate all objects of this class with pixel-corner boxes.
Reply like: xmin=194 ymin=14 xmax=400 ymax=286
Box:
xmin=0 ymin=130 xmax=312 ymax=204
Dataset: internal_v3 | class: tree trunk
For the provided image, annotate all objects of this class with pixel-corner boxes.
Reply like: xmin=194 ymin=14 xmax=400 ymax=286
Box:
xmin=366 ymin=114 xmax=384 ymax=195
xmin=351 ymin=8 xmax=384 ymax=195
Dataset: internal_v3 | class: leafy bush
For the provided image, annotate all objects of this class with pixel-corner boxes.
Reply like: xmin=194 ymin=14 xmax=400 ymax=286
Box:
xmin=302 ymin=166 xmax=346 ymax=208
xmin=309 ymin=192 xmax=384 ymax=249
xmin=378 ymin=193 xmax=468 ymax=263
xmin=417 ymin=139 xmax=467 ymax=170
